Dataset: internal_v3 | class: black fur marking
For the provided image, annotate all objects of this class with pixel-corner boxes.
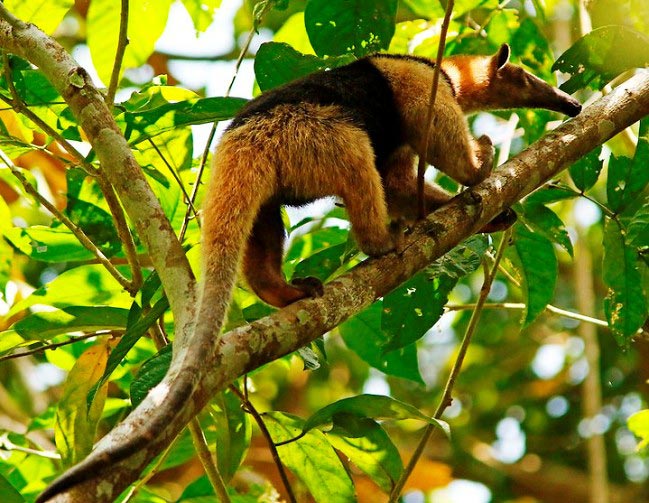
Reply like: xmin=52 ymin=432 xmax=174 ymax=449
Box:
xmin=228 ymin=58 xmax=404 ymax=171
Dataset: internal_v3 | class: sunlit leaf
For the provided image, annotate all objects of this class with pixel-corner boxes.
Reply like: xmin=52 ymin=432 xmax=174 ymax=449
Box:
xmin=265 ymin=412 xmax=355 ymax=503
xmin=7 ymin=265 xmax=136 ymax=318
xmin=4 ymin=226 xmax=96 ymax=262
xmin=4 ymin=0 xmax=73 ymax=35
xmin=305 ymin=0 xmax=398 ymax=57
xmin=181 ymin=0 xmax=222 ymax=32
xmin=12 ymin=306 xmax=129 ymax=340
xmin=553 ymin=26 xmax=649 ymax=93
xmin=87 ymin=0 xmax=173 ymax=85
xmin=628 ymin=409 xmax=649 ymax=450
xmin=55 ymin=340 xmax=112 ymax=467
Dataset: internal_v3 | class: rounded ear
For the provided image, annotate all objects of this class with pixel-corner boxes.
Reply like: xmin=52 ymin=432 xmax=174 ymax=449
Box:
xmin=493 ymin=43 xmax=510 ymax=71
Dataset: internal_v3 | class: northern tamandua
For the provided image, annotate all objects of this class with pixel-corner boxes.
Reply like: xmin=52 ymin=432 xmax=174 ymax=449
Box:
xmin=35 ymin=44 xmax=582 ymax=503
xmin=201 ymin=43 xmax=581 ymax=310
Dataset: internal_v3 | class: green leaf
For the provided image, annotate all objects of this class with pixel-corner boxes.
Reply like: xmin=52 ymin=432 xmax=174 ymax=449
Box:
xmin=382 ymin=272 xmax=455 ymax=352
xmin=340 ymin=303 xmax=424 ymax=383
xmin=607 ymin=154 xmax=649 ymax=214
xmin=4 ymin=226 xmax=97 ymax=262
xmin=606 ymin=118 xmax=649 ymax=213
xmin=4 ymin=0 xmax=73 ymax=35
xmin=525 ymin=186 xmax=578 ymax=206
xmin=382 ymin=236 xmax=488 ymax=351
xmin=569 ymin=147 xmax=603 ymax=193
xmin=89 ymin=296 xmax=169 ymax=406
xmin=401 ymin=0 xmax=444 ymax=19
xmin=265 ymin=412 xmax=354 ymax=503
xmin=511 ymin=18 xmax=553 ymax=79
xmin=255 ymin=42 xmax=330 ymax=91
xmin=553 ymin=26 xmax=649 ymax=93
xmin=181 ymin=0 xmax=222 ymax=32
xmin=627 ymin=200 xmax=649 ymax=248
xmin=305 ymin=0 xmax=398 ymax=57
xmin=0 ymin=473 xmax=24 ymax=503
xmin=12 ymin=306 xmax=129 ymax=340
xmin=327 ymin=420 xmax=403 ymax=493
xmin=513 ymin=224 xmax=558 ymax=326
xmin=292 ymin=242 xmax=347 ymax=282
xmin=65 ymin=199 xmax=122 ymax=258
xmin=87 ymin=0 xmax=173 ymax=85
xmin=121 ymin=91 xmax=247 ymax=145
xmin=55 ymin=341 xmax=111 ymax=467
xmin=303 ymin=394 xmax=449 ymax=438
xmin=130 ymin=343 xmax=172 ymax=407
xmin=602 ymin=219 xmax=647 ymax=345
xmin=628 ymin=409 xmax=649 ymax=450
xmin=7 ymin=265 xmax=136 ymax=318
xmin=209 ymin=388 xmax=251 ymax=482
xmin=519 ymin=203 xmax=573 ymax=257
xmin=0 ymin=197 xmax=13 ymax=291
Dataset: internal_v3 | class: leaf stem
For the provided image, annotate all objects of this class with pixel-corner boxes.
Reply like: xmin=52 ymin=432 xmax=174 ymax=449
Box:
xmin=106 ymin=0 xmax=130 ymax=107
xmin=230 ymin=383 xmax=297 ymax=503
xmin=0 ymin=331 xmax=125 ymax=364
xmin=390 ymin=230 xmax=510 ymax=501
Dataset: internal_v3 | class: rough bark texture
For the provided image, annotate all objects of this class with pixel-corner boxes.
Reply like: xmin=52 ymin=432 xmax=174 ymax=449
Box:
xmin=1 ymin=12 xmax=649 ymax=503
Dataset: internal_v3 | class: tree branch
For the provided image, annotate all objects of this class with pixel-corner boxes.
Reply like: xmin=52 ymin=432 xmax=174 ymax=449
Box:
xmin=2 ymin=7 xmax=648 ymax=501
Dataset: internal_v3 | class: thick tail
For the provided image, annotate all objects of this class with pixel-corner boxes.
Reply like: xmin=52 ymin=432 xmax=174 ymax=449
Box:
xmin=37 ymin=138 xmax=273 ymax=502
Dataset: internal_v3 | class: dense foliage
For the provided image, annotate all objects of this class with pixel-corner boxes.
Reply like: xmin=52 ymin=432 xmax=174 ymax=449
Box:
xmin=0 ymin=0 xmax=648 ymax=502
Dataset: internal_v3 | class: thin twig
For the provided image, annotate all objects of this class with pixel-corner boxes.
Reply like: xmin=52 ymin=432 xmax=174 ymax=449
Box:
xmin=179 ymin=0 xmax=273 ymax=241
xmin=0 ymin=152 xmax=134 ymax=291
xmin=0 ymin=331 xmax=124 ymax=364
xmin=417 ymin=0 xmax=454 ymax=219
xmin=0 ymin=438 xmax=60 ymax=459
xmin=147 ymin=138 xmax=199 ymax=222
xmin=230 ymin=383 xmax=297 ymax=503
xmin=390 ymin=230 xmax=510 ymax=501
xmin=188 ymin=420 xmax=232 ymax=503
xmin=445 ymin=302 xmax=610 ymax=328
xmin=95 ymin=175 xmax=142 ymax=292
xmin=106 ymin=0 xmax=130 ymax=107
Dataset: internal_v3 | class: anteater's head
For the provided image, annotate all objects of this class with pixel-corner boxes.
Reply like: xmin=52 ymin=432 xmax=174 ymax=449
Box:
xmin=443 ymin=44 xmax=582 ymax=117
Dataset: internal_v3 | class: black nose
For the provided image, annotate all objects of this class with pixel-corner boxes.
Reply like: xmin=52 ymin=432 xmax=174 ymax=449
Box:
xmin=563 ymin=98 xmax=582 ymax=117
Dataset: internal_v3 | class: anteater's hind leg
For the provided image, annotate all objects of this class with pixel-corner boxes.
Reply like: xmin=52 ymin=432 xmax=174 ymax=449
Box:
xmin=243 ymin=203 xmax=323 ymax=308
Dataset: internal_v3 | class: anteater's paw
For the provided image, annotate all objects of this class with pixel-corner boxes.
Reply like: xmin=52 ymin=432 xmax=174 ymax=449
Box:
xmin=479 ymin=208 xmax=517 ymax=233
xmin=290 ymin=276 xmax=325 ymax=299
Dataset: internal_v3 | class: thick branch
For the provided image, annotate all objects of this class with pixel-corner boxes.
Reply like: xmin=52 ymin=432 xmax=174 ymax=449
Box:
xmin=43 ymin=70 xmax=649 ymax=501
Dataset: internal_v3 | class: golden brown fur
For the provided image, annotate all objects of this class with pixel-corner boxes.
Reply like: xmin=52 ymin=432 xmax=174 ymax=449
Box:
xmin=200 ymin=44 xmax=581 ymax=313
